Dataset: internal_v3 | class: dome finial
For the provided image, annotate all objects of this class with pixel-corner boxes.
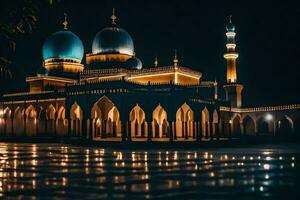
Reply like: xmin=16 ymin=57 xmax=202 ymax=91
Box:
xmin=229 ymin=15 xmax=232 ymax=23
xmin=173 ymin=49 xmax=178 ymax=67
xmin=154 ymin=56 xmax=158 ymax=67
xmin=62 ymin=13 xmax=68 ymax=30
xmin=111 ymin=8 xmax=117 ymax=25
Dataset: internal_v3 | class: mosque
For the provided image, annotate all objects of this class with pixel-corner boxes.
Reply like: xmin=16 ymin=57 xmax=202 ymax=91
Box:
xmin=0 ymin=10 xmax=299 ymax=142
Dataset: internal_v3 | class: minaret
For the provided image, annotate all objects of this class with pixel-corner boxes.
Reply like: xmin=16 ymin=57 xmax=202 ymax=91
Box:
xmin=223 ymin=16 xmax=243 ymax=107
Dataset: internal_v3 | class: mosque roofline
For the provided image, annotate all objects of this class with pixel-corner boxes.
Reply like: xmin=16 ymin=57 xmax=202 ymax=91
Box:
xmin=80 ymin=65 xmax=202 ymax=79
xmin=26 ymin=76 xmax=77 ymax=83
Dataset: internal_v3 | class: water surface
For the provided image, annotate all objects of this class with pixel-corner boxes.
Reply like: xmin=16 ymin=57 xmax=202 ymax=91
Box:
xmin=0 ymin=143 xmax=299 ymax=199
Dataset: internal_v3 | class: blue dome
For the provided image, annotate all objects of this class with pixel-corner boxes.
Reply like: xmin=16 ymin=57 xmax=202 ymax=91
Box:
xmin=42 ymin=30 xmax=84 ymax=61
xmin=226 ymin=23 xmax=235 ymax=32
xmin=92 ymin=26 xmax=134 ymax=56
xmin=125 ymin=56 xmax=142 ymax=70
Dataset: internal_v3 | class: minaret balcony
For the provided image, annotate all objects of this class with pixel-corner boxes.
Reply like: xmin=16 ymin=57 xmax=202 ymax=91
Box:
xmin=224 ymin=53 xmax=239 ymax=59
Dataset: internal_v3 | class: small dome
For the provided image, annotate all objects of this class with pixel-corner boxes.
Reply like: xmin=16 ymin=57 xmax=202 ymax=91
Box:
xmin=125 ymin=56 xmax=142 ymax=70
xmin=92 ymin=26 xmax=134 ymax=56
xmin=42 ymin=30 xmax=84 ymax=61
xmin=226 ymin=22 xmax=235 ymax=32
xmin=37 ymin=66 xmax=49 ymax=76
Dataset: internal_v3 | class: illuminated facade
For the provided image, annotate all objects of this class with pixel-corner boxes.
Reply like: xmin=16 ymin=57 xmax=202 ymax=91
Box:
xmin=0 ymin=12 xmax=299 ymax=141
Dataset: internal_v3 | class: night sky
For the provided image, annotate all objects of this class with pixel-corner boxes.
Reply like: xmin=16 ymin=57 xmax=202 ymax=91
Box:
xmin=2 ymin=0 xmax=300 ymax=106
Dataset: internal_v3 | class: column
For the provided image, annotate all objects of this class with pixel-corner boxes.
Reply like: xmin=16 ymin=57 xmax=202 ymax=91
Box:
xmin=210 ymin=122 xmax=214 ymax=140
xmin=169 ymin=121 xmax=174 ymax=142
xmin=147 ymin=121 xmax=152 ymax=141
xmin=121 ymin=121 xmax=126 ymax=142
xmin=127 ymin=121 xmax=131 ymax=141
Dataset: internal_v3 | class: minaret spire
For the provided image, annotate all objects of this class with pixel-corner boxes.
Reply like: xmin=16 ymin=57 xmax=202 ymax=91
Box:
xmin=173 ymin=49 xmax=178 ymax=67
xmin=62 ymin=13 xmax=68 ymax=30
xmin=154 ymin=56 xmax=158 ymax=67
xmin=111 ymin=8 xmax=117 ymax=25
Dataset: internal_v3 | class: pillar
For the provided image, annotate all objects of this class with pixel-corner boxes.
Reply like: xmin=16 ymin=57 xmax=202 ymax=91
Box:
xmin=121 ymin=121 xmax=126 ymax=142
xmin=205 ymin=122 xmax=209 ymax=139
xmin=147 ymin=121 xmax=152 ymax=141
xmin=185 ymin=121 xmax=188 ymax=139
xmin=197 ymin=121 xmax=202 ymax=141
xmin=169 ymin=121 xmax=174 ymax=142
xmin=193 ymin=121 xmax=197 ymax=139
xmin=210 ymin=122 xmax=214 ymax=140
xmin=127 ymin=121 xmax=131 ymax=141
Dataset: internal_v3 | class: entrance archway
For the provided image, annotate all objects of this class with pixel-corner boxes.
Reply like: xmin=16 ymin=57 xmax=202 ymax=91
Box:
xmin=91 ymin=96 xmax=121 ymax=139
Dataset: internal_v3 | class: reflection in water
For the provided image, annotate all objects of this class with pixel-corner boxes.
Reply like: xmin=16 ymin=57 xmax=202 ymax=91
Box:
xmin=0 ymin=143 xmax=299 ymax=199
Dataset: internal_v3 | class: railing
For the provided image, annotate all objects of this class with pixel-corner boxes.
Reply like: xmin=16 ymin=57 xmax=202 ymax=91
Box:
xmin=220 ymin=104 xmax=300 ymax=113
xmin=80 ymin=65 xmax=202 ymax=79
xmin=3 ymin=91 xmax=56 ymax=97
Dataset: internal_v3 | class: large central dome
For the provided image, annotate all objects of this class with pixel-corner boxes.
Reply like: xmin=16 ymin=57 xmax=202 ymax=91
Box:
xmin=42 ymin=30 xmax=84 ymax=61
xmin=92 ymin=26 xmax=134 ymax=56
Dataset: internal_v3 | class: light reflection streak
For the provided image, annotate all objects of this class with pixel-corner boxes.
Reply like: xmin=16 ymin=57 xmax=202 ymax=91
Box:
xmin=0 ymin=144 xmax=298 ymax=198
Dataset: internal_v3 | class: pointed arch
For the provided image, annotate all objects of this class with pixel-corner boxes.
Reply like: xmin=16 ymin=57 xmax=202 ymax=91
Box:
xmin=91 ymin=96 xmax=121 ymax=139
xmin=257 ymin=117 xmax=270 ymax=135
xmin=107 ymin=106 xmax=121 ymax=137
xmin=277 ymin=115 xmax=293 ymax=137
xmin=47 ymin=104 xmax=56 ymax=120
xmin=46 ymin=104 xmax=56 ymax=134
xmin=153 ymin=104 xmax=169 ymax=138
xmin=232 ymin=115 xmax=241 ymax=137
xmin=37 ymin=107 xmax=46 ymax=135
xmin=129 ymin=104 xmax=146 ymax=138
xmin=212 ymin=109 xmax=219 ymax=137
xmin=25 ymin=105 xmax=37 ymax=136
xmin=70 ymin=102 xmax=83 ymax=136
xmin=94 ymin=96 xmax=114 ymax=120
xmin=91 ymin=104 xmax=102 ymax=138
xmin=56 ymin=106 xmax=67 ymax=136
xmin=243 ymin=115 xmax=255 ymax=135
xmin=13 ymin=106 xmax=24 ymax=135
xmin=176 ymin=103 xmax=194 ymax=139
xmin=201 ymin=107 xmax=210 ymax=138
xmin=1 ymin=107 xmax=12 ymax=135
xmin=3 ymin=107 xmax=11 ymax=119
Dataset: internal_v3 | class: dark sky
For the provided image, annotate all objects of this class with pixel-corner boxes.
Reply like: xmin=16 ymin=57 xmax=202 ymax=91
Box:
xmin=3 ymin=0 xmax=300 ymax=106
